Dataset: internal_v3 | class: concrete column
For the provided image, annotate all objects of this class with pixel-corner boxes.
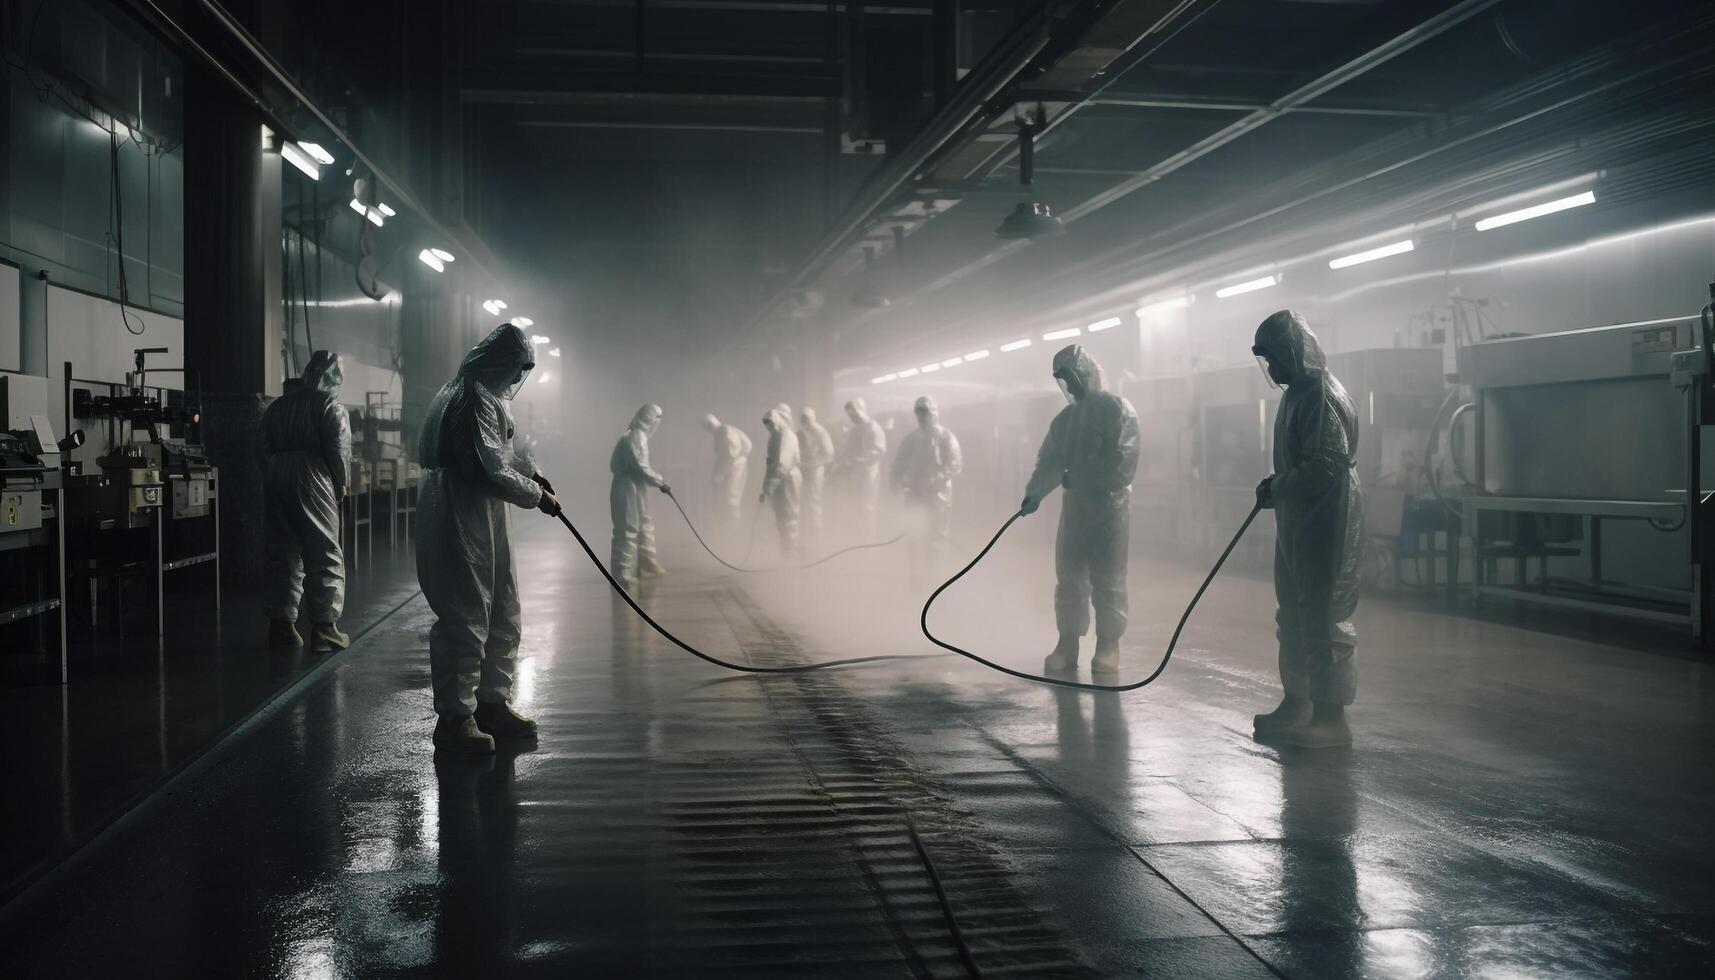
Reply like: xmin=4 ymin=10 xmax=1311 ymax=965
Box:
xmin=182 ymin=65 xmax=284 ymax=591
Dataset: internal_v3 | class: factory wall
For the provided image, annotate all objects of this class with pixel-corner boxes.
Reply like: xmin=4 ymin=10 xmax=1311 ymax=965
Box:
xmin=0 ymin=0 xmax=186 ymax=380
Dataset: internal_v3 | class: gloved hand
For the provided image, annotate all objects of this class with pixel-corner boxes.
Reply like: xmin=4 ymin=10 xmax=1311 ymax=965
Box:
xmin=1255 ymin=476 xmax=1275 ymax=510
xmin=532 ymin=472 xmax=557 ymax=496
xmin=537 ymin=490 xmax=561 ymax=516
xmin=658 ymin=483 xmax=672 ymax=496
xmin=1019 ymin=495 xmax=1039 ymax=516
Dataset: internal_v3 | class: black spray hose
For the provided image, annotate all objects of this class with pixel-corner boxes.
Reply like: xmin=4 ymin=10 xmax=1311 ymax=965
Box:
xmin=667 ymin=489 xmax=905 ymax=573
xmin=919 ymin=502 xmax=1264 ymax=693
xmin=549 ymin=505 xmax=943 ymax=675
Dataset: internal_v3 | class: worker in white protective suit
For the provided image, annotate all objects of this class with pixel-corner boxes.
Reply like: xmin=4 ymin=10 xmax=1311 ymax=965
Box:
xmin=611 ymin=403 xmax=671 ymax=586
xmin=759 ymin=407 xmax=802 ymax=558
xmin=417 ymin=323 xmax=557 ymax=756
xmin=258 ymin=350 xmax=352 ymax=652
xmin=797 ymin=406 xmax=836 ymax=542
xmin=839 ymin=398 xmax=887 ymax=540
xmin=702 ymin=414 xmax=751 ymax=534
xmin=891 ymin=395 xmax=962 ymax=575
xmin=1251 ymin=310 xmax=1364 ymax=749
xmin=1020 ymin=345 xmax=1141 ymax=677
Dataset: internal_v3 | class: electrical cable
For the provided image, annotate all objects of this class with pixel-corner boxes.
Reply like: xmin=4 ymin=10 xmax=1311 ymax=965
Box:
xmin=666 ymin=490 xmax=905 ymax=573
xmin=919 ymin=502 xmax=1263 ymax=693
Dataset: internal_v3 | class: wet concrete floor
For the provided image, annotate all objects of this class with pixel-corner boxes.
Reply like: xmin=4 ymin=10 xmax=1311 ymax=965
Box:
xmin=2 ymin=520 xmax=1713 ymax=977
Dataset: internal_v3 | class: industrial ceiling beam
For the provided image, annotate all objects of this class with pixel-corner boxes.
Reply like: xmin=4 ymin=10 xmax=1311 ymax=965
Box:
xmin=462 ymin=69 xmax=841 ymax=102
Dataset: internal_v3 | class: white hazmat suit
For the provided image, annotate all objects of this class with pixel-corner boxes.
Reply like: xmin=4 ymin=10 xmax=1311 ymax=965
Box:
xmin=611 ymin=404 xmax=670 ymax=583
xmin=892 ymin=396 xmax=962 ymax=571
xmin=417 ymin=324 xmax=543 ymax=725
xmin=703 ymin=414 xmax=751 ymax=532
xmin=257 ymin=350 xmax=351 ymax=648
xmin=760 ymin=408 xmax=802 ymax=558
xmin=1022 ymin=345 xmax=1141 ymax=675
xmin=840 ymin=399 xmax=887 ymax=539
xmin=797 ymin=407 xmax=835 ymax=540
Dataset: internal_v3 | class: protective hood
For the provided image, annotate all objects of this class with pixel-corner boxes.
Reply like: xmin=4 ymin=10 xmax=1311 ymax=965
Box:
xmin=304 ymin=350 xmax=344 ymax=394
xmin=845 ymin=398 xmax=869 ymax=421
xmin=459 ymin=322 xmax=536 ymax=394
xmin=800 ymin=407 xmax=819 ymax=425
xmin=1050 ymin=344 xmax=1104 ymax=395
xmin=631 ymin=403 xmax=663 ymax=432
xmin=703 ymin=413 xmax=721 ymax=431
xmin=913 ymin=396 xmax=938 ymax=425
xmin=1253 ymin=310 xmax=1326 ymax=385
xmin=764 ymin=407 xmax=789 ymax=430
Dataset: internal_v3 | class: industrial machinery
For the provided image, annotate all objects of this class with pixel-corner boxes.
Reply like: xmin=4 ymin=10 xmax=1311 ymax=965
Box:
xmin=63 ymin=351 xmax=219 ymax=636
xmin=0 ymin=376 xmax=69 ymax=682
xmin=1460 ymin=310 xmax=1709 ymax=632
xmin=358 ymin=393 xmax=416 ymax=552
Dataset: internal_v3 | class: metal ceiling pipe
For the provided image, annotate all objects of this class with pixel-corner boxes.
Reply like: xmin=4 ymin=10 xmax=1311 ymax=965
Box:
xmin=741 ymin=6 xmax=1054 ymax=331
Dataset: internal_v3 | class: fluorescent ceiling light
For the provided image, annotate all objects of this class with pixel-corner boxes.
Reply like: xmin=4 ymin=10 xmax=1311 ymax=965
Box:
xmin=377 ymin=203 xmax=396 ymax=217
xmin=941 ymin=357 xmax=964 ymax=368
xmin=537 ymin=373 xmax=550 ymax=385
xmin=1086 ymin=317 xmax=1122 ymax=333
xmin=297 ymin=142 xmax=335 ymax=166
xmin=1042 ymin=327 xmax=1081 ymax=341
xmin=920 ymin=363 xmax=941 ymax=373
xmin=530 ymin=334 xmax=551 ymax=345
xmin=482 ymin=299 xmax=507 ymax=316
xmin=963 ymin=350 xmax=990 ymax=361
xmin=1136 ymin=296 xmax=1190 ymax=317
xmin=897 ymin=367 xmax=920 ymax=378
xmin=999 ymin=339 xmax=1032 ymax=352
xmin=1215 ymin=275 xmax=1278 ymax=299
xmin=429 ymin=248 xmax=455 ymax=263
xmin=548 ymin=347 xmax=561 ymax=358
xmin=1329 ymin=239 xmax=1414 ymax=269
xmin=348 ymin=198 xmax=367 ymax=217
xmin=1473 ymin=191 xmax=1596 ymax=231
xmin=280 ymin=142 xmax=320 ymax=180
xmin=364 ymin=208 xmax=384 ymax=227
xmin=417 ymin=249 xmax=444 ymax=272
xmin=871 ymin=374 xmax=897 ymax=385
xmin=514 ymin=317 xmax=534 ymax=328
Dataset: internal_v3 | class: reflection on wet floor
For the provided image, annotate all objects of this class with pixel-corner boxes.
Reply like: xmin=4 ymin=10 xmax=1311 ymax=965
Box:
xmin=2 ymin=533 xmax=1713 ymax=976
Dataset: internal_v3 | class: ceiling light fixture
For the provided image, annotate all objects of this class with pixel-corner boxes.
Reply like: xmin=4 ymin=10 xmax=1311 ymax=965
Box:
xmin=1086 ymin=317 xmax=1122 ymax=333
xmin=377 ymin=203 xmax=396 ymax=217
xmin=349 ymin=199 xmax=367 ymax=217
xmin=941 ymin=357 xmax=964 ymax=368
xmin=920 ymin=363 xmax=941 ymax=373
xmin=280 ymin=142 xmax=320 ymax=180
xmin=1215 ymin=275 xmax=1278 ymax=299
xmin=297 ymin=142 xmax=335 ymax=166
xmin=514 ymin=317 xmax=535 ymax=328
xmin=429 ymin=248 xmax=455 ymax=263
xmin=548 ymin=347 xmax=561 ymax=358
xmin=364 ymin=208 xmax=384 ymax=227
xmin=897 ymin=367 xmax=920 ymax=378
xmin=1474 ymin=191 xmax=1596 ymax=231
xmin=537 ymin=373 xmax=551 ymax=385
xmin=1043 ymin=327 xmax=1081 ymax=341
xmin=999 ymin=339 xmax=1032 ymax=352
xmin=530 ymin=334 xmax=550 ymax=345
xmin=417 ymin=249 xmax=445 ymax=272
xmin=963 ymin=350 xmax=991 ymax=361
xmin=872 ymin=374 xmax=897 ymax=385
xmin=482 ymin=299 xmax=507 ymax=316
xmin=995 ymin=106 xmax=1065 ymax=240
xmin=1329 ymin=239 xmax=1415 ymax=269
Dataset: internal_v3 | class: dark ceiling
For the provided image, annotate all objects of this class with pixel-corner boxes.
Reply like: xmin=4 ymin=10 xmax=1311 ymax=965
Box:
xmin=350 ymin=0 xmax=1712 ymax=365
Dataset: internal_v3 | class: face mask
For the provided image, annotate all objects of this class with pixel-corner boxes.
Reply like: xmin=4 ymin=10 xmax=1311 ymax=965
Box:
xmin=502 ymin=363 xmax=534 ymax=400
xmin=1056 ymin=377 xmax=1075 ymax=405
xmin=1252 ymin=348 xmax=1280 ymax=390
